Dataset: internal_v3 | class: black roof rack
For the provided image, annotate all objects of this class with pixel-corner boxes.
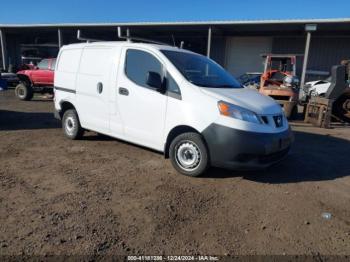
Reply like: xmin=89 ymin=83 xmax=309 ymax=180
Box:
xmin=117 ymin=27 xmax=171 ymax=46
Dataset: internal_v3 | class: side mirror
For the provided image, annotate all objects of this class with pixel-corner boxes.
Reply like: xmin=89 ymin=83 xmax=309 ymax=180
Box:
xmin=146 ymin=71 xmax=164 ymax=92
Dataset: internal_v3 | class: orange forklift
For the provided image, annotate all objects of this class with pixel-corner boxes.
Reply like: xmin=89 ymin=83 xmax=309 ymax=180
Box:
xmin=259 ymin=54 xmax=301 ymax=119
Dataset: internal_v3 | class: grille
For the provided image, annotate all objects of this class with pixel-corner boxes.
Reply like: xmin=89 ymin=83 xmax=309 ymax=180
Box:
xmin=261 ymin=116 xmax=269 ymax=124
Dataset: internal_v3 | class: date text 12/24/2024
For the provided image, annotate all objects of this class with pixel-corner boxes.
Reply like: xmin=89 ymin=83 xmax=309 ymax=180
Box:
xmin=127 ymin=255 xmax=219 ymax=261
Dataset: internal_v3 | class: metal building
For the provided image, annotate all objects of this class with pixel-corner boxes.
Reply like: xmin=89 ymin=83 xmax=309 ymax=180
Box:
xmin=1 ymin=18 xmax=350 ymax=82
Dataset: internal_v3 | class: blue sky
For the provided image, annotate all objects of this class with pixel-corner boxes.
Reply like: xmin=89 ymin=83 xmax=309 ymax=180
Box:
xmin=1 ymin=0 xmax=349 ymax=24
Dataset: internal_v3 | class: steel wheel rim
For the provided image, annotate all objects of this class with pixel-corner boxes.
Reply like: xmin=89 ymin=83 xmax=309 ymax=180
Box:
xmin=343 ymin=98 xmax=350 ymax=118
xmin=18 ymin=87 xmax=25 ymax=97
xmin=334 ymin=95 xmax=350 ymax=121
xmin=175 ymin=141 xmax=201 ymax=171
xmin=65 ymin=116 xmax=75 ymax=135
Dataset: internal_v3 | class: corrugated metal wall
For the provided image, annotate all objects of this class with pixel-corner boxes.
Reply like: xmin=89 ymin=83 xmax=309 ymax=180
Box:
xmin=210 ymin=36 xmax=226 ymax=66
xmin=224 ymin=37 xmax=272 ymax=77
xmin=272 ymin=36 xmax=350 ymax=81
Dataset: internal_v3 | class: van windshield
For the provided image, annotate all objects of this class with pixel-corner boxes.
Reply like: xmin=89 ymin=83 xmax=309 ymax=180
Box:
xmin=161 ymin=50 xmax=242 ymax=88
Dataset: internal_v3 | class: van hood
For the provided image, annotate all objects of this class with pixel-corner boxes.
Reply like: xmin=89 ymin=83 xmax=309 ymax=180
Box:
xmin=200 ymin=87 xmax=282 ymax=115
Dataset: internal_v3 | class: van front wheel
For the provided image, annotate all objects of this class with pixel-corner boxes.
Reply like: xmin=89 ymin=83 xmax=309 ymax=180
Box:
xmin=62 ymin=109 xmax=84 ymax=140
xmin=169 ymin=132 xmax=209 ymax=177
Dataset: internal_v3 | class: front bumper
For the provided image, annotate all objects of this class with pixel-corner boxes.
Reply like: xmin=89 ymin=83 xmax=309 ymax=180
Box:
xmin=201 ymin=124 xmax=293 ymax=170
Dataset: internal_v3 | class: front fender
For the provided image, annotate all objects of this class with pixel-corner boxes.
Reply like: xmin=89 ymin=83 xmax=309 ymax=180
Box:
xmin=16 ymin=73 xmax=32 ymax=85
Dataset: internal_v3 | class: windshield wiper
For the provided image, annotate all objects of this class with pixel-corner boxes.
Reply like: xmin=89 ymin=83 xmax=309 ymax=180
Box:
xmin=213 ymin=84 xmax=236 ymax=88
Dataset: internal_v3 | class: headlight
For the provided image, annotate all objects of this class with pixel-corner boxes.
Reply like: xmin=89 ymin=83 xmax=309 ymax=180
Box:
xmin=218 ymin=101 xmax=262 ymax=124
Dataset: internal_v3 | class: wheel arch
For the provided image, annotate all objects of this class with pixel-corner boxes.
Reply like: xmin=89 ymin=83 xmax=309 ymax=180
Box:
xmin=17 ymin=74 xmax=32 ymax=86
xmin=59 ymin=101 xmax=77 ymax=118
xmin=164 ymin=125 xmax=202 ymax=158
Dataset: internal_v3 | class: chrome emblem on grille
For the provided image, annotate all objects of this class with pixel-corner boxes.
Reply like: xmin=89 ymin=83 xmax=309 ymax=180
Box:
xmin=277 ymin=116 xmax=282 ymax=125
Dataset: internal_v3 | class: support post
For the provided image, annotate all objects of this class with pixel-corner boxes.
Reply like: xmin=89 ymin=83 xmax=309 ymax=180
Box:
xmin=0 ymin=29 xmax=7 ymax=71
xmin=207 ymin=27 xmax=212 ymax=58
xmin=126 ymin=28 xmax=131 ymax=42
xmin=300 ymin=31 xmax=311 ymax=89
xmin=300 ymin=24 xmax=317 ymax=95
xmin=58 ymin=28 xmax=63 ymax=48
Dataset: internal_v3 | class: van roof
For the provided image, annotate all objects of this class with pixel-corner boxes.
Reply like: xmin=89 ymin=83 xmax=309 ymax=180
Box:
xmin=61 ymin=41 xmax=193 ymax=53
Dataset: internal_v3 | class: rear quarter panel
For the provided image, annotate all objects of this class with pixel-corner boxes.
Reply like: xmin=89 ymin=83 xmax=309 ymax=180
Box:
xmin=54 ymin=48 xmax=82 ymax=91
xmin=54 ymin=47 xmax=83 ymax=111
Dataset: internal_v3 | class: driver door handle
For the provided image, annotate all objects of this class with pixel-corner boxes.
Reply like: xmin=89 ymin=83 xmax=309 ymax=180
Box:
xmin=119 ymin=87 xmax=129 ymax=96
xmin=97 ymin=82 xmax=103 ymax=94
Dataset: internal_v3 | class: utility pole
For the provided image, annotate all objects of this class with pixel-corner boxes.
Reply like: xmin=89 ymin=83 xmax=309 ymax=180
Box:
xmin=300 ymin=24 xmax=317 ymax=99
xmin=0 ymin=29 xmax=7 ymax=71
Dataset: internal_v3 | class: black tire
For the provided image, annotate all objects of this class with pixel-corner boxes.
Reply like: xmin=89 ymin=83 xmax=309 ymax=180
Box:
xmin=333 ymin=93 xmax=350 ymax=123
xmin=62 ymin=109 xmax=84 ymax=140
xmin=169 ymin=132 xmax=209 ymax=177
xmin=15 ymin=83 xmax=33 ymax=101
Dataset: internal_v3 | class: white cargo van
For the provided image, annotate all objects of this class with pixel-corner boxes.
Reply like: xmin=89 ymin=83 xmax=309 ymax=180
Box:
xmin=54 ymin=41 xmax=293 ymax=177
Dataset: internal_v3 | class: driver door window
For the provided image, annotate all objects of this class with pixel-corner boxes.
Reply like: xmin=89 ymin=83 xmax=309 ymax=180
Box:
xmin=125 ymin=49 xmax=163 ymax=89
xmin=37 ymin=59 xmax=49 ymax=70
xmin=50 ymin=59 xmax=57 ymax=70
xmin=125 ymin=49 xmax=181 ymax=98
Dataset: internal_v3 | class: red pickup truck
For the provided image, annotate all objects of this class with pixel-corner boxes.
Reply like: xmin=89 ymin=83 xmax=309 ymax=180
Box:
xmin=15 ymin=58 xmax=56 ymax=100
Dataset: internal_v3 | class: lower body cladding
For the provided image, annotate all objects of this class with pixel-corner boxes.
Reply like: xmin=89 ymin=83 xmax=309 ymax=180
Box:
xmin=201 ymin=124 xmax=293 ymax=170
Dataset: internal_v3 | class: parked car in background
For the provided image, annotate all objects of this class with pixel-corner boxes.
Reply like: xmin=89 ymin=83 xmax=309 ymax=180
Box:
xmin=301 ymin=76 xmax=350 ymax=103
xmin=0 ymin=72 xmax=19 ymax=86
xmin=15 ymin=58 xmax=56 ymax=100
xmin=0 ymin=72 xmax=8 ymax=90
xmin=54 ymin=42 xmax=293 ymax=177
xmin=304 ymin=77 xmax=331 ymax=98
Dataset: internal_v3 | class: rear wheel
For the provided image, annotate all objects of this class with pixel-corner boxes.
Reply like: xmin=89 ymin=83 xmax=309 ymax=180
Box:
xmin=15 ymin=83 xmax=33 ymax=101
xmin=333 ymin=93 xmax=350 ymax=123
xmin=62 ymin=109 xmax=84 ymax=140
xmin=169 ymin=132 xmax=209 ymax=177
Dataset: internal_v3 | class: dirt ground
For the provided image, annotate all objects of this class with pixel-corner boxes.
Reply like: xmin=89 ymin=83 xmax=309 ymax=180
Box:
xmin=0 ymin=89 xmax=350 ymax=258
